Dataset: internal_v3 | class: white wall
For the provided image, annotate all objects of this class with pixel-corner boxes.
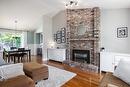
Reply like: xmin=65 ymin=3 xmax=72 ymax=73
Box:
xmin=35 ymin=15 xmax=53 ymax=60
xmin=52 ymin=10 xmax=67 ymax=48
xmin=33 ymin=33 xmax=39 ymax=55
xmin=42 ymin=15 xmax=53 ymax=60
xmin=35 ymin=23 xmax=43 ymax=33
xmin=129 ymin=10 xmax=130 ymax=51
xmin=34 ymin=20 xmax=44 ymax=55
xmin=22 ymin=31 xmax=35 ymax=55
xmin=100 ymin=8 xmax=130 ymax=53
xmin=21 ymin=32 xmax=27 ymax=48
xmin=52 ymin=10 xmax=66 ymax=34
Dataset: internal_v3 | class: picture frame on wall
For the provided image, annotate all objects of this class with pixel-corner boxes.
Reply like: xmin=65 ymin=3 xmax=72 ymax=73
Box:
xmin=57 ymin=38 xmax=61 ymax=44
xmin=117 ymin=27 xmax=128 ymax=38
xmin=61 ymin=27 xmax=66 ymax=37
xmin=61 ymin=37 xmax=66 ymax=43
xmin=57 ymin=31 xmax=61 ymax=39
xmin=55 ymin=27 xmax=66 ymax=44
xmin=54 ymin=34 xmax=57 ymax=42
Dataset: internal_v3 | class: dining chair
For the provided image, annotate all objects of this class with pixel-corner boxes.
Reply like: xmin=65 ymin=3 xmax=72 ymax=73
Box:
xmin=10 ymin=47 xmax=17 ymax=50
xmin=3 ymin=49 xmax=15 ymax=63
xmin=18 ymin=48 xmax=28 ymax=62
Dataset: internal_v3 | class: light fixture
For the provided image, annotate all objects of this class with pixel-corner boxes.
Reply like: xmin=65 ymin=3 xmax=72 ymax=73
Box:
xmin=48 ymin=41 xmax=55 ymax=48
xmin=65 ymin=0 xmax=78 ymax=8
xmin=14 ymin=20 xmax=18 ymax=30
xmin=14 ymin=20 xmax=18 ymax=36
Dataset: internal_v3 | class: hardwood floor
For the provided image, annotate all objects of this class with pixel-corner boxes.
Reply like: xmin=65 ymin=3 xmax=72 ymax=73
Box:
xmin=30 ymin=56 xmax=102 ymax=87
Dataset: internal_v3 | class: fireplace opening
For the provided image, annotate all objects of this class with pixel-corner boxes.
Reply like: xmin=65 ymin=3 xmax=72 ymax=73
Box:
xmin=72 ymin=49 xmax=90 ymax=63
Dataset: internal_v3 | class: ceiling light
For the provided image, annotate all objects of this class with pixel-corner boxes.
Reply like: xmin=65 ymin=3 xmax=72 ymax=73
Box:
xmin=65 ymin=0 xmax=78 ymax=8
xmin=14 ymin=20 xmax=18 ymax=36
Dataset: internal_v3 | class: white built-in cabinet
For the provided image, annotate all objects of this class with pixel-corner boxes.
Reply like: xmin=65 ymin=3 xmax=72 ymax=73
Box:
xmin=47 ymin=48 xmax=66 ymax=62
xmin=100 ymin=52 xmax=130 ymax=73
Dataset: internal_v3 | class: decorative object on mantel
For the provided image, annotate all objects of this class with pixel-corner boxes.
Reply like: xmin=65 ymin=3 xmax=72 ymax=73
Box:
xmin=117 ymin=27 xmax=128 ymax=38
xmin=94 ymin=30 xmax=100 ymax=38
xmin=100 ymin=47 xmax=105 ymax=52
xmin=77 ymin=22 xmax=87 ymax=36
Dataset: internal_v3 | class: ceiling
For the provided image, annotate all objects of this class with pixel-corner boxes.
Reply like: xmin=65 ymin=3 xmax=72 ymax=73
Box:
xmin=0 ymin=0 xmax=130 ymax=31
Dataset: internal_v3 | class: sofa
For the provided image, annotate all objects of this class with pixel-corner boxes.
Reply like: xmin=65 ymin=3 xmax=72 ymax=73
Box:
xmin=0 ymin=75 xmax=35 ymax=87
xmin=100 ymin=72 xmax=130 ymax=87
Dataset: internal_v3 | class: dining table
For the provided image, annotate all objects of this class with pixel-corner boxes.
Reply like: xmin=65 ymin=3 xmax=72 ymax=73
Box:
xmin=3 ymin=49 xmax=31 ymax=63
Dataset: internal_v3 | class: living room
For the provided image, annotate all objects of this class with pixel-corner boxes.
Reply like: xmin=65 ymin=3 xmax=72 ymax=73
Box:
xmin=0 ymin=0 xmax=130 ymax=87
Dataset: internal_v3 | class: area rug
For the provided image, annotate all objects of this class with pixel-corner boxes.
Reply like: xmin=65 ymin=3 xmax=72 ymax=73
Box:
xmin=35 ymin=65 xmax=76 ymax=87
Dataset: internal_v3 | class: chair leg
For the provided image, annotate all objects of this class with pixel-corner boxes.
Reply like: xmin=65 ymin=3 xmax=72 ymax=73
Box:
xmin=21 ymin=56 xmax=24 ymax=62
xmin=18 ymin=56 xmax=20 ymax=63
xmin=4 ymin=56 xmax=7 ymax=63
xmin=27 ymin=54 xmax=28 ymax=62
xmin=11 ymin=56 xmax=13 ymax=62
xmin=14 ymin=56 xmax=16 ymax=63
xmin=21 ymin=57 xmax=23 ymax=62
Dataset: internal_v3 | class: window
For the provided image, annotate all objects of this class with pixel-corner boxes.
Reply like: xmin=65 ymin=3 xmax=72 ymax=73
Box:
xmin=0 ymin=32 xmax=22 ymax=50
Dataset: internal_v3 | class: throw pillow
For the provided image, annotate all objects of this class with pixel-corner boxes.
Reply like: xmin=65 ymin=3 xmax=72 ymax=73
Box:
xmin=0 ymin=63 xmax=25 ymax=79
xmin=113 ymin=59 xmax=130 ymax=85
xmin=0 ymin=58 xmax=6 ymax=66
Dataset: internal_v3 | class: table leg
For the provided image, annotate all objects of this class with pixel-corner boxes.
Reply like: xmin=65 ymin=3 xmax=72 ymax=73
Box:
xmin=29 ymin=50 xmax=31 ymax=62
xmin=3 ymin=52 xmax=6 ymax=62
xmin=3 ymin=52 xmax=5 ymax=60
xmin=18 ymin=56 xmax=20 ymax=63
xmin=8 ymin=53 xmax=10 ymax=63
xmin=14 ymin=56 xmax=16 ymax=63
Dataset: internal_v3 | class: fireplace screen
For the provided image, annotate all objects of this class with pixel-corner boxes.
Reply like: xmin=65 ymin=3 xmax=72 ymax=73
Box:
xmin=72 ymin=49 xmax=90 ymax=63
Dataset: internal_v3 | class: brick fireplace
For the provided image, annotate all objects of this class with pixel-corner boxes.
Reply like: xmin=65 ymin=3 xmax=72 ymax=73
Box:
xmin=66 ymin=7 xmax=100 ymax=67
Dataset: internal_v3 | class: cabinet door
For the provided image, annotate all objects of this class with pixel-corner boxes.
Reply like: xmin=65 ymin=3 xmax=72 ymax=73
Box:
xmin=56 ymin=49 xmax=66 ymax=61
xmin=47 ymin=49 xmax=56 ymax=60
xmin=100 ymin=52 xmax=114 ymax=72
xmin=47 ymin=49 xmax=66 ymax=62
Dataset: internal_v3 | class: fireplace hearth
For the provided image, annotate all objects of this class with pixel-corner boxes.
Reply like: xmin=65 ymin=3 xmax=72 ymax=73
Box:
xmin=72 ymin=49 xmax=90 ymax=63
